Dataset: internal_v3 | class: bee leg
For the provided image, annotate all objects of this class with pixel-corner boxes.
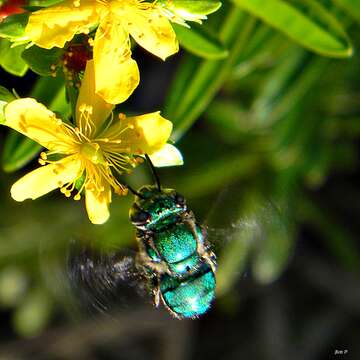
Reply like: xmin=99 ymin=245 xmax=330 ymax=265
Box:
xmin=203 ymin=251 xmax=217 ymax=274
xmin=146 ymin=259 xmax=169 ymax=274
xmin=137 ymin=249 xmax=169 ymax=275
xmin=135 ymin=232 xmax=148 ymax=256
xmin=145 ymin=272 xmax=160 ymax=308
xmin=152 ymin=279 xmax=161 ymax=307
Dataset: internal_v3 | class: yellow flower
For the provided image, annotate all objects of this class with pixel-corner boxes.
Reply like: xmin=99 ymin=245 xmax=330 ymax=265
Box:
xmin=2 ymin=60 xmax=183 ymax=224
xmin=25 ymin=0 xmax=180 ymax=104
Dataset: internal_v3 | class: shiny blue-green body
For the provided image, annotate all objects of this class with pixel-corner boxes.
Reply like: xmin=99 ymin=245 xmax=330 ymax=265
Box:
xmin=160 ymin=263 xmax=216 ymax=318
xmin=130 ymin=185 xmax=216 ymax=318
xmin=150 ymin=222 xmax=204 ymax=274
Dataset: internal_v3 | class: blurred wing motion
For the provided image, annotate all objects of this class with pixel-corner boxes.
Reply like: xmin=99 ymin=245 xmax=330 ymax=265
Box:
xmin=66 ymin=184 xmax=293 ymax=314
xmin=67 ymin=240 xmax=149 ymax=314
xmin=204 ymin=185 xmax=294 ymax=296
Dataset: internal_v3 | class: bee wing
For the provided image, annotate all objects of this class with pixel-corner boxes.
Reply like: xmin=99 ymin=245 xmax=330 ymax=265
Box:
xmin=204 ymin=186 xmax=260 ymax=253
xmin=67 ymin=239 xmax=150 ymax=314
xmin=203 ymin=185 xmax=294 ymax=294
xmin=206 ymin=201 xmax=285 ymax=252
xmin=204 ymin=184 xmax=291 ymax=249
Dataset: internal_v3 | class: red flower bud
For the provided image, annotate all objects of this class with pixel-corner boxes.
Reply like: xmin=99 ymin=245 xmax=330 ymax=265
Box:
xmin=63 ymin=43 xmax=91 ymax=73
xmin=0 ymin=0 xmax=25 ymax=21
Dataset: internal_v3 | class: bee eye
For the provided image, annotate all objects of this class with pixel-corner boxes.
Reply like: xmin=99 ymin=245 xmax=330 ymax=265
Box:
xmin=130 ymin=205 xmax=151 ymax=225
xmin=175 ymin=193 xmax=185 ymax=207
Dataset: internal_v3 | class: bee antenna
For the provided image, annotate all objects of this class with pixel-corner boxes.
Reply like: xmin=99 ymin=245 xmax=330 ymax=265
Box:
xmin=145 ymin=154 xmax=161 ymax=191
xmin=122 ymin=182 xmax=145 ymax=199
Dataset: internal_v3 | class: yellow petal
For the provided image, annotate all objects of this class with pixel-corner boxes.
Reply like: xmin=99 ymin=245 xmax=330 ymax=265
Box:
xmin=121 ymin=6 xmax=179 ymax=60
xmin=76 ymin=59 xmax=114 ymax=137
xmin=93 ymin=15 xmax=140 ymax=104
xmin=149 ymin=144 xmax=183 ymax=167
xmin=4 ymin=98 xmax=76 ymax=152
xmin=25 ymin=0 xmax=104 ymax=49
xmin=104 ymin=112 xmax=172 ymax=154
xmin=11 ymin=156 xmax=81 ymax=202
xmin=85 ymin=183 xmax=111 ymax=225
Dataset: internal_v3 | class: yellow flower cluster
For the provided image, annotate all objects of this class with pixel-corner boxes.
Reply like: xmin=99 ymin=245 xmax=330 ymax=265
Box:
xmin=5 ymin=60 xmax=181 ymax=224
xmin=2 ymin=0 xmax=219 ymax=224
xmin=26 ymin=0 xmax=179 ymax=104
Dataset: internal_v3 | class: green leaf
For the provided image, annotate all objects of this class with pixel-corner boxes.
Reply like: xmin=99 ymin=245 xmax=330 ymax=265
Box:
xmin=262 ymin=56 xmax=329 ymax=126
xmin=173 ymin=23 xmax=228 ymax=59
xmin=65 ymin=83 xmax=79 ymax=121
xmin=30 ymin=75 xmax=66 ymax=107
xmin=22 ymin=45 xmax=63 ymax=76
xmin=0 ymin=39 xmax=28 ymax=76
xmin=0 ymin=86 xmax=16 ymax=102
xmin=0 ymin=85 xmax=15 ymax=124
xmin=158 ymin=0 xmax=222 ymax=24
xmin=250 ymin=46 xmax=307 ymax=126
xmin=165 ymin=8 xmax=256 ymax=140
xmin=0 ymin=12 xmax=29 ymax=41
xmin=28 ymin=0 xmax=64 ymax=5
xmin=164 ymin=55 xmax=200 ymax=119
xmin=2 ymin=132 xmax=41 ymax=173
xmin=205 ymin=99 xmax=250 ymax=141
xmin=229 ymin=29 xmax=291 ymax=81
xmin=332 ymin=0 xmax=360 ymax=23
xmin=51 ymin=84 xmax=71 ymax=119
xmin=161 ymin=0 xmax=222 ymax=16
xmin=232 ymin=0 xmax=353 ymax=58
xmin=32 ymin=75 xmax=71 ymax=120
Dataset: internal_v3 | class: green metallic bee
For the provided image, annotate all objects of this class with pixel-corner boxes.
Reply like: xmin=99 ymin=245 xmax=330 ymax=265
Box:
xmin=129 ymin=184 xmax=217 ymax=318
xmin=68 ymin=167 xmax=290 ymax=319
xmin=69 ymin=157 xmax=217 ymax=319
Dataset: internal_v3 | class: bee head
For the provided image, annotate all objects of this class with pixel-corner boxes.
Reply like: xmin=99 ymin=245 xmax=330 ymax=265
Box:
xmin=129 ymin=185 xmax=187 ymax=230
